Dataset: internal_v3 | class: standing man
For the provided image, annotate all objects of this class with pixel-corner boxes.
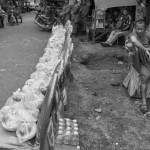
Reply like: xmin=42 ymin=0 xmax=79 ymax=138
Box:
xmin=71 ymin=0 xmax=81 ymax=36
xmin=59 ymin=0 xmax=72 ymax=25
xmin=79 ymin=0 xmax=91 ymax=34
xmin=136 ymin=0 xmax=146 ymax=21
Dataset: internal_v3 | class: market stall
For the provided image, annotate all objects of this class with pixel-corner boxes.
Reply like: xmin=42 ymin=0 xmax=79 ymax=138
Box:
xmin=0 ymin=21 xmax=77 ymax=150
xmin=90 ymin=0 xmax=137 ymax=43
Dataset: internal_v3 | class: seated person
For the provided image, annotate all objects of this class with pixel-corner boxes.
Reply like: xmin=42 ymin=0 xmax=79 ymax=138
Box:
xmin=7 ymin=5 xmax=18 ymax=25
xmin=38 ymin=7 xmax=53 ymax=22
xmin=44 ymin=6 xmax=51 ymax=17
xmin=111 ymin=10 xmax=120 ymax=28
xmin=0 ymin=5 xmax=5 ymax=28
xmin=101 ymin=7 xmax=132 ymax=47
xmin=105 ymin=10 xmax=113 ymax=29
xmin=105 ymin=9 xmax=120 ymax=29
xmin=123 ymin=19 xmax=150 ymax=113
xmin=14 ymin=6 xmax=22 ymax=23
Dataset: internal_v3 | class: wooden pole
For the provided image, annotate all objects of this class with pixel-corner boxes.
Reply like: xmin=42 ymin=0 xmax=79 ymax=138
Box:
xmin=92 ymin=9 xmax=96 ymax=44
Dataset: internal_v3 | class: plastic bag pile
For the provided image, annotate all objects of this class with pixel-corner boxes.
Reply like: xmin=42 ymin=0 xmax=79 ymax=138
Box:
xmin=0 ymin=25 xmax=66 ymax=144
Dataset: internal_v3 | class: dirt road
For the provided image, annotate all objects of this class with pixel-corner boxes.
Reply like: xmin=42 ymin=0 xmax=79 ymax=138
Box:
xmin=0 ymin=12 xmax=50 ymax=107
xmin=66 ymin=37 xmax=150 ymax=150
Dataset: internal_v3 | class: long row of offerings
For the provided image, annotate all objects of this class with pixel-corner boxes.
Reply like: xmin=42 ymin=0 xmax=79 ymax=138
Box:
xmin=0 ymin=24 xmax=67 ymax=144
xmin=35 ymin=21 xmax=79 ymax=150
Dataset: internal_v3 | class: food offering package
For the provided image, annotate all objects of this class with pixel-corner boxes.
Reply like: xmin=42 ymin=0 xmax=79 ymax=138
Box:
xmin=0 ymin=24 xmax=68 ymax=143
xmin=55 ymin=118 xmax=79 ymax=147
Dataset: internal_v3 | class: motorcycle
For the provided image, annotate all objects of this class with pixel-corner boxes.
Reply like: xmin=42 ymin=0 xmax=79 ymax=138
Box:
xmin=35 ymin=7 xmax=61 ymax=31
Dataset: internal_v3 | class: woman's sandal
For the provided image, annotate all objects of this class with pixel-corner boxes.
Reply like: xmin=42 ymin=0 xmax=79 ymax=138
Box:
xmin=140 ymin=104 xmax=148 ymax=114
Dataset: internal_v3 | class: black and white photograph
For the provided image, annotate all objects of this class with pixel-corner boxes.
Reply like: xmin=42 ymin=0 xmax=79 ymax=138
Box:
xmin=0 ymin=0 xmax=150 ymax=150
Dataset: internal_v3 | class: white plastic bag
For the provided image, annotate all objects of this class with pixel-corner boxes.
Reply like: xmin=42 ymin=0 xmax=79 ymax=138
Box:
xmin=28 ymin=108 xmax=40 ymax=121
xmin=0 ymin=106 xmax=12 ymax=121
xmin=12 ymin=91 xmax=24 ymax=102
xmin=30 ymin=79 xmax=46 ymax=92
xmin=25 ymin=79 xmax=35 ymax=86
xmin=22 ymin=85 xmax=34 ymax=101
xmin=1 ymin=113 xmax=24 ymax=131
xmin=16 ymin=108 xmax=37 ymax=122
xmin=22 ymin=93 xmax=44 ymax=109
xmin=16 ymin=122 xmax=37 ymax=143
xmin=30 ymin=72 xmax=40 ymax=80
xmin=5 ymin=97 xmax=18 ymax=106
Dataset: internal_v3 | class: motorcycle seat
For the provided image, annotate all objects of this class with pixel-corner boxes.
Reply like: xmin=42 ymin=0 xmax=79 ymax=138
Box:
xmin=40 ymin=15 xmax=49 ymax=19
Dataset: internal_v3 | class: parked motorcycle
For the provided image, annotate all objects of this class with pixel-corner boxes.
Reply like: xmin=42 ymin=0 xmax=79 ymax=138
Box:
xmin=35 ymin=7 xmax=61 ymax=31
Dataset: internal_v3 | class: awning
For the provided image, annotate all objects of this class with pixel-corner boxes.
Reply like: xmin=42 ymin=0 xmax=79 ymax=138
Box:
xmin=94 ymin=0 xmax=137 ymax=10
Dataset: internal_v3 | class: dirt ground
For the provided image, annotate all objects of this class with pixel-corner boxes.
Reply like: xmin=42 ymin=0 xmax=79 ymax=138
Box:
xmin=0 ymin=12 xmax=50 ymax=107
xmin=65 ymin=37 xmax=150 ymax=150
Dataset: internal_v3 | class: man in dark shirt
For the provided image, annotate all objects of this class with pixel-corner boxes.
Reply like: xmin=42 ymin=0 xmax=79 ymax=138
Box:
xmin=101 ymin=8 xmax=132 ymax=47
xmin=59 ymin=0 xmax=72 ymax=24
xmin=71 ymin=0 xmax=81 ymax=36
xmin=79 ymin=0 xmax=90 ymax=34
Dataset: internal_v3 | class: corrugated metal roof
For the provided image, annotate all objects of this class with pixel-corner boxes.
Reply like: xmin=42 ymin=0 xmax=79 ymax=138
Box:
xmin=94 ymin=0 xmax=136 ymax=10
